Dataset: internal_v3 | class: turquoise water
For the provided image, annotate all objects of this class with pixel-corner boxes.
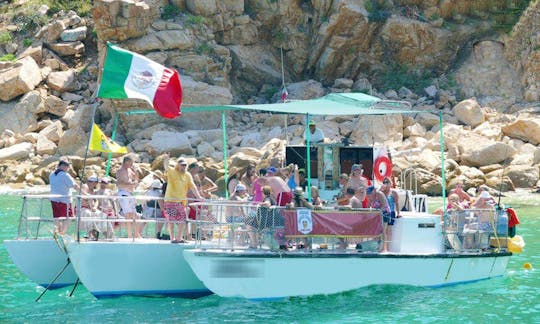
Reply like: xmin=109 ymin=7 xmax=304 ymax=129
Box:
xmin=1 ymin=194 xmax=539 ymax=323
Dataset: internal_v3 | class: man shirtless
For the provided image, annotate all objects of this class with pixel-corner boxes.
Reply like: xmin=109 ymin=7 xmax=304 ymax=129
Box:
xmin=265 ymin=169 xmax=292 ymax=206
xmin=116 ymin=155 xmax=140 ymax=238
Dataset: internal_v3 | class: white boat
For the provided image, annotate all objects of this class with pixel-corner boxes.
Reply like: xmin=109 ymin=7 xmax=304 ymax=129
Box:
xmin=66 ymin=238 xmax=210 ymax=298
xmin=4 ymin=194 xmax=78 ymax=288
xmin=64 ymin=198 xmax=300 ymax=298
xmin=4 ymin=237 xmax=78 ymax=288
xmin=183 ymin=204 xmax=512 ymax=300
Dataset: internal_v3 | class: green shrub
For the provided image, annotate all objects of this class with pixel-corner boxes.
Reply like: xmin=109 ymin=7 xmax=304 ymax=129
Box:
xmin=161 ymin=4 xmax=180 ymax=20
xmin=274 ymin=31 xmax=285 ymax=43
xmin=368 ymin=10 xmax=390 ymax=23
xmin=23 ymin=38 xmax=33 ymax=47
xmin=45 ymin=0 xmax=93 ymax=17
xmin=439 ymin=75 xmax=457 ymax=90
xmin=196 ymin=42 xmax=212 ymax=55
xmin=429 ymin=13 xmax=441 ymax=21
xmin=186 ymin=14 xmax=205 ymax=26
xmin=18 ymin=13 xmax=49 ymax=34
xmin=0 ymin=54 xmax=17 ymax=62
xmin=264 ymin=86 xmax=278 ymax=101
xmin=0 ymin=31 xmax=12 ymax=45
xmin=375 ymin=63 xmax=432 ymax=93
xmin=364 ymin=1 xmax=374 ymax=13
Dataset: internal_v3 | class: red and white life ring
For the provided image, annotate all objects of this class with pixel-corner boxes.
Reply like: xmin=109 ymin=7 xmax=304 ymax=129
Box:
xmin=374 ymin=155 xmax=392 ymax=182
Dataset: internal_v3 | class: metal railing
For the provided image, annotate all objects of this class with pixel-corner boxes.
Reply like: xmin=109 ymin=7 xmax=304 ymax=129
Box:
xmin=16 ymin=194 xmax=197 ymax=241
xmin=444 ymin=208 xmax=508 ymax=252
xmin=190 ymin=201 xmax=386 ymax=252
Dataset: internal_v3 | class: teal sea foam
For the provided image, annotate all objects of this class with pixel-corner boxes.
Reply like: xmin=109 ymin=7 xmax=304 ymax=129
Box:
xmin=1 ymin=193 xmax=539 ymax=323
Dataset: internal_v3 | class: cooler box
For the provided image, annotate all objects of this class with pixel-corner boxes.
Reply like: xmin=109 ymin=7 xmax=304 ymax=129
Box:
xmin=389 ymin=213 xmax=443 ymax=253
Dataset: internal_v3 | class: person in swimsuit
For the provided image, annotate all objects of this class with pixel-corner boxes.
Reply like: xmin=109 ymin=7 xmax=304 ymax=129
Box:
xmin=265 ymin=167 xmax=293 ymax=206
xmin=380 ymin=177 xmax=400 ymax=252
xmin=116 ymin=155 xmax=140 ymax=238
xmin=367 ymin=186 xmax=390 ymax=252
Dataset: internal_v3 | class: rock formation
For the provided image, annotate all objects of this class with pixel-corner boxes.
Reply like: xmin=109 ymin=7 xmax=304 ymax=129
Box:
xmin=0 ymin=0 xmax=538 ymax=195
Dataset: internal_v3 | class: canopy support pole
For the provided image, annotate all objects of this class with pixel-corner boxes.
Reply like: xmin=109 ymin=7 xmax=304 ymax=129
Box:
xmin=105 ymin=112 xmax=120 ymax=176
xmin=439 ymin=111 xmax=447 ymax=213
xmin=280 ymin=46 xmax=289 ymax=161
xmin=305 ymin=114 xmax=312 ymax=201
xmin=222 ymin=111 xmax=229 ymax=198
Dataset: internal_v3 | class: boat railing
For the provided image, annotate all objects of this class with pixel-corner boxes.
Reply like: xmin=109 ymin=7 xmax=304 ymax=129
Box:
xmin=189 ymin=200 xmax=385 ymax=252
xmin=16 ymin=194 xmax=206 ymax=241
xmin=399 ymin=168 xmax=428 ymax=213
xmin=18 ymin=194 xmax=72 ymax=239
xmin=444 ymin=208 xmax=508 ymax=252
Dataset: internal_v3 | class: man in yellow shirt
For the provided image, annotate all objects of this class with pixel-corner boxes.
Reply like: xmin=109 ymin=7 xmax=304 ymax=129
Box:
xmin=163 ymin=154 xmax=202 ymax=243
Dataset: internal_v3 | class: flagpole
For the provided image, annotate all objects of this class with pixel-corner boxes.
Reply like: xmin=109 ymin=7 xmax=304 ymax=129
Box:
xmin=76 ymin=95 xmax=99 ymax=243
xmin=280 ymin=47 xmax=288 ymax=167
xmin=306 ymin=114 xmax=312 ymax=202
xmin=76 ymin=43 xmax=109 ymax=242
xmin=105 ymin=112 xmax=120 ymax=176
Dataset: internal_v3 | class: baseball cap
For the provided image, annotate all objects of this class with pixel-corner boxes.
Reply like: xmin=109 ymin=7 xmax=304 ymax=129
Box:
xmin=309 ymin=120 xmax=316 ymax=126
xmin=100 ymin=177 xmax=110 ymax=184
xmin=151 ymin=180 xmax=163 ymax=189
xmin=87 ymin=175 xmax=99 ymax=182
xmin=366 ymin=186 xmax=375 ymax=194
xmin=235 ymin=183 xmax=246 ymax=191
xmin=352 ymin=164 xmax=363 ymax=171
xmin=58 ymin=160 xmax=69 ymax=167
xmin=177 ymin=158 xmax=187 ymax=165
xmin=479 ymin=191 xmax=491 ymax=199
xmin=267 ymin=166 xmax=277 ymax=174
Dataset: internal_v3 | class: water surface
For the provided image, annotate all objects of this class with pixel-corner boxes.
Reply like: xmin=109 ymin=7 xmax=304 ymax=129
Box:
xmin=1 ymin=194 xmax=538 ymax=323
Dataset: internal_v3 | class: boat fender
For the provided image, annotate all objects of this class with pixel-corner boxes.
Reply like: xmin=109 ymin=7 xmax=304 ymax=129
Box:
xmin=508 ymin=235 xmax=525 ymax=253
xmin=523 ymin=262 xmax=533 ymax=270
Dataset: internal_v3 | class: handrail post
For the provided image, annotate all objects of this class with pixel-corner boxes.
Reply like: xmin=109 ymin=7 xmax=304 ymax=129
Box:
xmin=20 ymin=196 xmax=27 ymax=239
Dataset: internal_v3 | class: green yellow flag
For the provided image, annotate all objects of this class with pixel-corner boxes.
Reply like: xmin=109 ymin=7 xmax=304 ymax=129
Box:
xmin=89 ymin=123 xmax=128 ymax=154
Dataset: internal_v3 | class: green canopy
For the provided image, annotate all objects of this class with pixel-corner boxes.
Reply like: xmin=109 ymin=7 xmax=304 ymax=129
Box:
xmin=180 ymin=92 xmax=414 ymax=115
xmin=107 ymin=92 xmax=427 ymax=199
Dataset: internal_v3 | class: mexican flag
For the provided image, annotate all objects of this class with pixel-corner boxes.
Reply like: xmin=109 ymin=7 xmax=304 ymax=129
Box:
xmin=97 ymin=43 xmax=182 ymax=119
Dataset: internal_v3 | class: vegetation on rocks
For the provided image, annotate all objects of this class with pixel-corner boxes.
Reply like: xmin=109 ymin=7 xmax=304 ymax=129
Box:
xmin=0 ymin=0 xmax=539 ymax=196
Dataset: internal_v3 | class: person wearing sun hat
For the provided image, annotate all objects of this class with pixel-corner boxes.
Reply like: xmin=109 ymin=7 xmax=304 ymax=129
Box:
xmin=80 ymin=174 xmax=102 ymax=240
xmin=473 ymin=189 xmax=496 ymax=209
xmin=304 ymin=119 xmax=325 ymax=144
xmin=142 ymin=179 xmax=166 ymax=239
xmin=227 ymin=182 xmax=249 ymax=223
xmin=345 ymin=163 xmax=371 ymax=194
xmin=95 ymin=176 xmax=117 ymax=239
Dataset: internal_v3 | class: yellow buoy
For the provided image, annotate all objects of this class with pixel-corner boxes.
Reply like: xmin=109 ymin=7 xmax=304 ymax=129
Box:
xmin=523 ymin=262 xmax=533 ymax=270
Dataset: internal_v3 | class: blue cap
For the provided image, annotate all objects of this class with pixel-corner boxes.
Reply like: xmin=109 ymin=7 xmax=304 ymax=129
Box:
xmin=267 ymin=166 xmax=277 ymax=174
xmin=366 ymin=186 xmax=375 ymax=194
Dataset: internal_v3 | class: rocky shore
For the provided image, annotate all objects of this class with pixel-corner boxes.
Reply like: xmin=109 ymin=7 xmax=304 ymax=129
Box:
xmin=0 ymin=0 xmax=539 ymax=196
